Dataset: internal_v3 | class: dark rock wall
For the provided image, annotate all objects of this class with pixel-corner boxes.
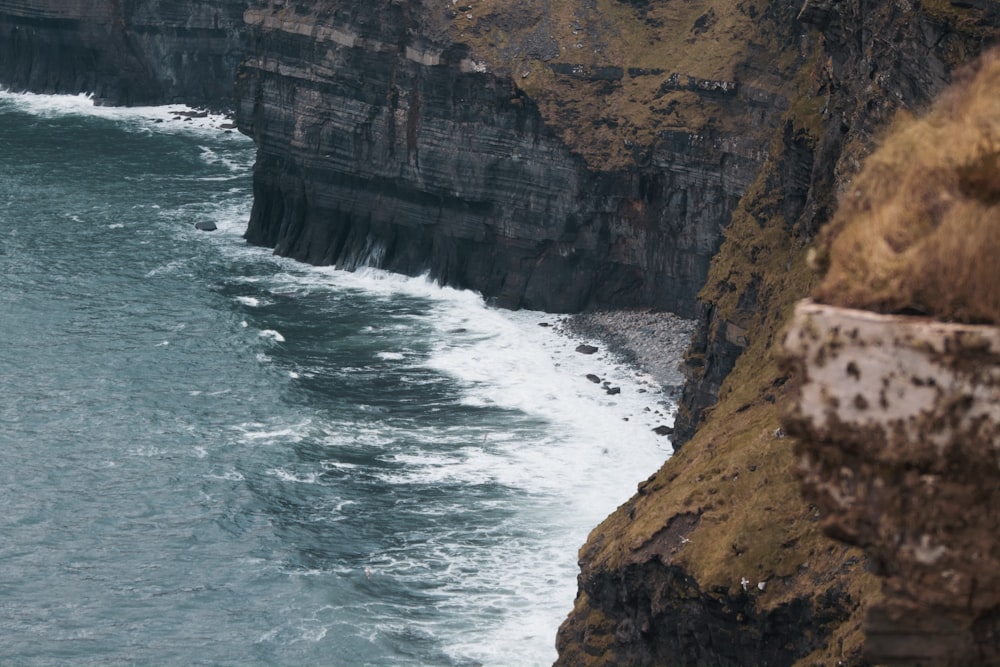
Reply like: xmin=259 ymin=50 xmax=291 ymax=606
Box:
xmin=672 ymin=0 xmax=1000 ymax=447
xmin=559 ymin=2 xmax=1000 ymax=667
xmin=234 ymin=1 xmax=774 ymax=315
xmin=0 ymin=0 xmax=248 ymax=106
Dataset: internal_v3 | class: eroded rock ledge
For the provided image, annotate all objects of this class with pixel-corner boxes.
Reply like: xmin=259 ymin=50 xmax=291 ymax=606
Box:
xmin=783 ymin=302 xmax=1000 ymax=665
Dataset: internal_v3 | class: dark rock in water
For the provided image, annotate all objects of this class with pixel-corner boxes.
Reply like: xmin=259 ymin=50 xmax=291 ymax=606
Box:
xmin=606 ymin=386 xmax=621 ymax=395
xmin=586 ymin=374 xmax=601 ymax=383
xmin=447 ymin=327 xmax=468 ymax=334
xmin=195 ymin=221 xmax=218 ymax=231
xmin=653 ymin=425 xmax=673 ymax=436
xmin=576 ymin=344 xmax=599 ymax=355
xmin=539 ymin=322 xmax=551 ymax=327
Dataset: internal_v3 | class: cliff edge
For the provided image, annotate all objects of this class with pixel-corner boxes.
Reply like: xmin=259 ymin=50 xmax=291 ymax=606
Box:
xmin=783 ymin=49 xmax=1000 ymax=665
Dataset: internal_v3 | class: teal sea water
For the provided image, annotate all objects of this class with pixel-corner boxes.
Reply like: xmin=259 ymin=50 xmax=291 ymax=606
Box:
xmin=0 ymin=92 xmax=676 ymax=666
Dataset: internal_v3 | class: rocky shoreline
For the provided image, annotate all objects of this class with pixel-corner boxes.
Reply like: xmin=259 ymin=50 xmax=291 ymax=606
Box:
xmin=562 ymin=310 xmax=697 ymax=396
xmin=556 ymin=309 xmax=696 ymax=396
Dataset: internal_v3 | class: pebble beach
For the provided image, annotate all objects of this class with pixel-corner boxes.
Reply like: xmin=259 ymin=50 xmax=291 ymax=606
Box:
xmin=556 ymin=309 xmax=697 ymax=394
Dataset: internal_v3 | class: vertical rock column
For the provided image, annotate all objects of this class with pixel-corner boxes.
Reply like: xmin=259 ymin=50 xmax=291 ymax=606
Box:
xmin=782 ymin=300 xmax=1000 ymax=665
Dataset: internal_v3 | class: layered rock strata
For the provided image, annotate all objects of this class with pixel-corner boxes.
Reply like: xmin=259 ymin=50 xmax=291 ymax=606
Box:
xmin=0 ymin=0 xmax=248 ymax=106
xmin=234 ymin=0 xmax=783 ymax=314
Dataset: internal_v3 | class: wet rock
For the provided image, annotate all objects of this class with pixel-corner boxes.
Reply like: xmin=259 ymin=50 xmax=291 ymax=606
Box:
xmin=195 ymin=221 xmax=218 ymax=231
xmin=575 ymin=344 xmax=599 ymax=355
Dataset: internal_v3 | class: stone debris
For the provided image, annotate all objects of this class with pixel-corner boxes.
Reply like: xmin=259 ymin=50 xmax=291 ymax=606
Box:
xmin=562 ymin=309 xmax=696 ymax=391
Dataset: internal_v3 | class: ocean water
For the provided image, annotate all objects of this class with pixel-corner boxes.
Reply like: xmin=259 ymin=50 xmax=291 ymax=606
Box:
xmin=0 ymin=91 xmax=677 ymax=666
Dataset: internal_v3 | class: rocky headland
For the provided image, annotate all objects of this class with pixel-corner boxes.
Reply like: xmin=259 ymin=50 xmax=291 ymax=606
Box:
xmin=2 ymin=0 xmax=1000 ymax=664
xmin=782 ymin=50 xmax=1000 ymax=664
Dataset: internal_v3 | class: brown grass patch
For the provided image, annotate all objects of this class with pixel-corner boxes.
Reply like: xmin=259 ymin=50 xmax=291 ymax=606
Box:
xmin=443 ymin=0 xmax=798 ymax=168
xmin=813 ymin=48 xmax=1000 ymax=324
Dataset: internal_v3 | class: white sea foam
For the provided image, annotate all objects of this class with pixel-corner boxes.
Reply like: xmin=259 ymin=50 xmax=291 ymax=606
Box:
xmin=259 ymin=329 xmax=285 ymax=343
xmin=144 ymin=258 xmax=189 ymax=278
xmin=207 ymin=469 xmax=245 ymax=482
xmin=198 ymin=145 xmax=245 ymax=172
xmin=235 ymin=421 xmax=311 ymax=444
xmin=269 ymin=467 xmax=323 ymax=484
xmin=0 ymin=89 xmax=248 ymax=140
xmin=201 ymin=241 xmax=681 ymax=665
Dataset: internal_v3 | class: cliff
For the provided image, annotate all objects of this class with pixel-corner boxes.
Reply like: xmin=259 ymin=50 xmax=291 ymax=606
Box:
xmin=4 ymin=0 xmax=1000 ymax=664
xmin=0 ymin=0 xmax=248 ymax=106
xmin=557 ymin=2 xmax=999 ymax=666
xmin=233 ymin=0 xmax=791 ymax=315
xmin=783 ymin=51 xmax=1000 ymax=665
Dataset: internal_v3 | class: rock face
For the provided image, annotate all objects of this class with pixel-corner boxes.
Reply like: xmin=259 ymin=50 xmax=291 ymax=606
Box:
xmin=4 ymin=0 xmax=1000 ymax=664
xmin=234 ymin=0 xmax=781 ymax=315
xmin=780 ymin=51 xmax=1000 ymax=666
xmin=559 ymin=2 xmax=1000 ymax=666
xmin=0 ymin=0 xmax=248 ymax=106
xmin=783 ymin=302 xmax=1000 ymax=665
xmin=673 ymin=0 xmax=1000 ymax=443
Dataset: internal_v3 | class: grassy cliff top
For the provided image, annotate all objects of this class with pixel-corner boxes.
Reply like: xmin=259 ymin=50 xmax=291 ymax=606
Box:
xmin=439 ymin=0 xmax=799 ymax=169
xmin=813 ymin=48 xmax=1000 ymax=324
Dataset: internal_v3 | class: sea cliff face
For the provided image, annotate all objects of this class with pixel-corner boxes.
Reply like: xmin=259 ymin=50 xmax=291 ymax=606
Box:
xmin=0 ymin=0 xmax=248 ymax=106
xmin=559 ymin=2 xmax=999 ymax=666
xmin=233 ymin=0 xmax=785 ymax=315
xmin=4 ymin=1 xmax=1000 ymax=664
